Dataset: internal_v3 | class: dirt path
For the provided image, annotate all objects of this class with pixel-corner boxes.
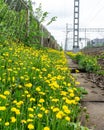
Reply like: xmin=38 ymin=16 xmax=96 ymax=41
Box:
xmin=67 ymin=56 xmax=104 ymax=130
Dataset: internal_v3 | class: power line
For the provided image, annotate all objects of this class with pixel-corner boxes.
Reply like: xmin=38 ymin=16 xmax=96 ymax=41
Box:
xmin=86 ymin=0 xmax=104 ymax=25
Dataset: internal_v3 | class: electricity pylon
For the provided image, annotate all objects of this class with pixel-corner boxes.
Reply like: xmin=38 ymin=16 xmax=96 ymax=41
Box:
xmin=73 ymin=0 xmax=80 ymax=52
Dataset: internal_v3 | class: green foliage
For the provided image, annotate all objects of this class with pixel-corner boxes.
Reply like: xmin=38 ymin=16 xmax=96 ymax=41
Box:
xmin=0 ymin=0 xmax=57 ymax=46
xmin=35 ymin=3 xmax=48 ymax=23
xmin=0 ymin=1 xmax=29 ymax=43
xmin=35 ymin=3 xmax=57 ymax=25
xmin=67 ymin=52 xmax=100 ymax=72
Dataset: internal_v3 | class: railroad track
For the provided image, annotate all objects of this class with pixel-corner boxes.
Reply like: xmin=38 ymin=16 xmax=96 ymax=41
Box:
xmin=68 ymin=57 xmax=104 ymax=130
xmin=81 ymin=46 xmax=104 ymax=55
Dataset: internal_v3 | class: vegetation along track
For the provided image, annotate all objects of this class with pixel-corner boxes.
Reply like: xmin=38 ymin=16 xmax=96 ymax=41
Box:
xmin=81 ymin=46 xmax=104 ymax=90
xmin=66 ymin=50 xmax=104 ymax=130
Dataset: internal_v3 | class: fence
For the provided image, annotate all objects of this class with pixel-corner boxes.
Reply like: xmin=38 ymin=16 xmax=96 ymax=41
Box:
xmin=0 ymin=0 xmax=59 ymax=49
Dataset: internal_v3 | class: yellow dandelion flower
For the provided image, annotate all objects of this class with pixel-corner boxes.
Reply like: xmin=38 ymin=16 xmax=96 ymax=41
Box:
xmin=68 ymin=89 xmax=73 ymax=93
xmin=11 ymin=107 xmax=16 ymax=111
xmin=56 ymin=111 xmax=64 ymax=119
xmin=11 ymin=107 xmax=20 ymax=115
xmin=18 ymin=85 xmax=22 ymax=88
xmin=43 ymin=126 xmax=50 ymax=130
xmin=11 ymin=117 xmax=16 ymax=123
xmin=71 ymin=100 xmax=76 ymax=104
xmin=65 ymin=116 xmax=70 ymax=121
xmin=37 ymin=104 xmax=42 ymax=107
xmin=62 ymin=105 xmax=71 ymax=114
xmin=75 ymin=97 xmax=80 ymax=101
xmin=0 ymin=94 xmax=6 ymax=99
xmin=29 ymin=114 xmax=34 ymax=118
xmin=12 ymin=100 xmax=17 ymax=104
xmin=70 ymin=93 xmax=74 ymax=97
xmin=36 ymin=87 xmax=41 ymax=92
xmin=0 ymin=106 xmax=6 ymax=111
xmin=39 ymin=98 xmax=45 ymax=103
xmin=28 ymin=123 xmax=34 ymax=129
xmin=53 ymin=107 xmax=60 ymax=112
xmin=21 ymin=120 xmax=27 ymax=124
xmin=16 ymin=101 xmax=24 ymax=106
xmin=27 ymin=94 xmax=31 ymax=98
xmin=68 ymin=83 xmax=71 ymax=87
xmin=64 ymin=109 xmax=71 ymax=114
xmin=60 ymin=91 xmax=67 ymax=96
xmin=37 ymin=113 xmax=43 ymax=118
xmin=40 ymin=107 xmax=45 ymax=111
xmin=24 ymin=83 xmax=32 ymax=88
xmin=51 ymin=98 xmax=59 ymax=102
xmin=5 ymin=122 xmax=9 ymax=126
xmin=16 ymin=109 xmax=21 ymax=114
xmin=27 ymin=119 xmax=34 ymax=122
xmin=24 ymin=90 xmax=29 ymax=94
xmin=4 ymin=90 xmax=10 ymax=95
xmin=75 ymin=81 xmax=80 ymax=85
xmin=28 ymin=108 xmax=34 ymax=112
xmin=45 ymin=110 xmax=49 ymax=114
xmin=30 ymin=98 xmax=36 ymax=102
xmin=65 ymin=99 xmax=71 ymax=104
xmin=39 ymin=92 xmax=45 ymax=95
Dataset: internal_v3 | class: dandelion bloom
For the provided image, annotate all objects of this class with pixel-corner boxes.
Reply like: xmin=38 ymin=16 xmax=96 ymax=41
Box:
xmin=75 ymin=81 xmax=80 ymax=85
xmin=65 ymin=116 xmax=70 ymax=121
xmin=75 ymin=97 xmax=80 ymax=101
xmin=21 ymin=120 xmax=26 ymax=124
xmin=36 ymin=87 xmax=41 ymax=92
xmin=28 ymin=123 xmax=34 ymax=129
xmin=4 ymin=90 xmax=10 ymax=95
xmin=70 ymin=93 xmax=74 ymax=97
xmin=29 ymin=114 xmax=34 ymax=118
xmin=5 ymin=122 xmax=9 ymax=126
xmin=0 ymin=106 xmax=6 ymax=111
xmin=44 ymin=126 xmax=50 ymax=130
xmin=11 ymin=117 xmax=16 ymax=123
xmin=27 ymin=119 xmax=33 ymax=122
xmin=56 ymin=111 xmax=64 ymax=119
xmin=30 ymin=98 xmax=35 ymax=102
xmin=37 ymin=113 xmax=43 ymax=118
xmin=39 ymin=98 xmax=45 ymax=103
xmin=11 ymin=107 xmax=20 ymax=115
xmin=28 ymin=108 xmax=34 ymax=112
xmin=53 ymin=107 xmax=60 ymax=112
xmin=0 ymin=94 xmax=6 ymax=99
xmin=24 ymin=83 xmax=32 ymax=88
xmin=45 ymin=110 xmax=49 ymax=114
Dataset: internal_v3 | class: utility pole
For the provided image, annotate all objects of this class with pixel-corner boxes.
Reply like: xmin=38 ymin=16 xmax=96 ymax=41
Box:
xmin=65 ymin=23 xmax=68 ymax=51
xmin=73 ymin=0 xmax=80 ymax=52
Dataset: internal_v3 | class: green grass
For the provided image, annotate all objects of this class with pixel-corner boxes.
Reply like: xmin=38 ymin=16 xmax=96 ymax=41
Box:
xmin=0 ymin=41 xmax=88 ymax=130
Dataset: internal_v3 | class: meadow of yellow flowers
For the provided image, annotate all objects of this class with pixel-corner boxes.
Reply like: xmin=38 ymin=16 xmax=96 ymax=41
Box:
xmin=0 ymin=41 xmax=88 ymax=130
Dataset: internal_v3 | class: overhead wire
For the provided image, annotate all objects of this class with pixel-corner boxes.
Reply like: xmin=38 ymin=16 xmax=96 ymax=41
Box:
xmin=86 ymin=0 xmax=104 ymax=25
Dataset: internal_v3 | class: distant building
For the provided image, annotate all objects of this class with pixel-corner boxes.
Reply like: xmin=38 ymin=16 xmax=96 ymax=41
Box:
xmin=87 ymin=38 xmax=104 ymax=46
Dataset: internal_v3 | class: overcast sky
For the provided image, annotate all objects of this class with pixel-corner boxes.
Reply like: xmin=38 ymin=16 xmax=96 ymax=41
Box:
xmin=33 ymin=0 xmax=104 ymax=49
